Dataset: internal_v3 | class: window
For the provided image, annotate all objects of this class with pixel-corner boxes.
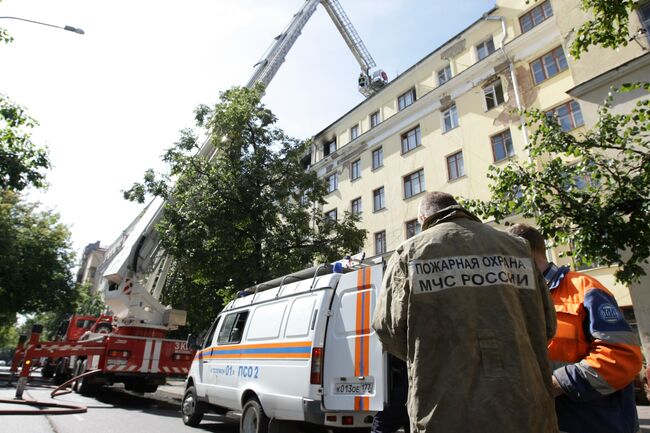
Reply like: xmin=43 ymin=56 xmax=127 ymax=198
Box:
xmin=299 ymin=192 xmax=309 ymax=207
xmin=217 ymin=311 xmax=249 ymax=344
xmin=326 ymin=173 xmax=337 ymax=193
xmin=323 ymin=139 xmax=336 ymax=156
xmin=350 ymin=124 xmax=359 ymax=141
xmin=491 ymin=129 xmax=515 ymax=162
xmin=476 ymin=38 xmax=496 ymax=61
xmin=530 ymin=46 xmax=568 ymax=84
xmin=398 ymin=88 xmax=416 ymax=111
xmin=442 ymin=105 xmax=459 ymax=132
xmin=640 ymin=2 xmax=650 ymax=34
xmin=247 ymin=302 xmax=287 ymax=340
xmin=447 ymin=151 xmax=465 ymax=180
xmin=202 ymin=317 xmax=221 ymax=348
xmin=350 ymin=159 xmax=361 ymax=181
xmin=547 ymin=101 xmax=584 ymax=131
xmin=375 ymin=231 xmax=387 ymax=255
xmin=373 ymin=187 xmax=385 ymax=211
xmin=285 ymin=296 xmax=316 ymax=338
xmin=372 ymin=147 xmax=383 ymax=170
xmin=401 ymin=125 xmax=421 ymax=154
xmin=484 ymin=80 xmax=505 ymax=110
xmin=403 ymin=169 xmax=425 ymax=199
xmin=519 ymin=1 xmax=553 ymax=33
xmin=437 ymin=65 xmax=452 ymax=85
xmin=351 ymin=197 xmax=362 ymax=215
xmin=405 ymin=219 xmax=422 ymax=239
xmin=370 ymin=111 xmax=381 ymax=128
xmin=324 ymin=208 xmax=337 ymax=221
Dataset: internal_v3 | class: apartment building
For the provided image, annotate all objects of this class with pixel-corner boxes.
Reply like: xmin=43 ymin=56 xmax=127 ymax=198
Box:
xmin=308 ymin=0 xmax=650 ymax=307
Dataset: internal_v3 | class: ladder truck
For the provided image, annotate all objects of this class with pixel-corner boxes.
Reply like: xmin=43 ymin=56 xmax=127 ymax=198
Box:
xmin=12 ymin=0 xmax=387 ymax=399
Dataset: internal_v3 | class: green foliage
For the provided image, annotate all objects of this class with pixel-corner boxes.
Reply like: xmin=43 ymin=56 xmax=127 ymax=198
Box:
xmin=126 ymin=85 xmax=367 ymax=331
xmin=0 ymin=190 xmax=77 ymax=325
xmin=570 ymin=0 xmax=639 ymax=59
xmin=464 ymin=86 xmax=649 ymax=284
xmin=0 ymin=324 xmax=18 ymax=349
xmin=72 ymin=283 xmax=105 ymax=316
xmin=0 ymin=93 xmax=50 ymax=191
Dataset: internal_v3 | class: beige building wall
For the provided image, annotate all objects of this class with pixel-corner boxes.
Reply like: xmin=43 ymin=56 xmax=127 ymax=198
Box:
xmin=308 ymin=0 xmax=647 ymax=307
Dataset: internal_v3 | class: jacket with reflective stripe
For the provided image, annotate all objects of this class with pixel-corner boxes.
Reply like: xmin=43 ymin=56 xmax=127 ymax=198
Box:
xmin=372 ymin=207 xmax=558 ymax=433
xmin=547 ymin=266 xmax=642 ymax=433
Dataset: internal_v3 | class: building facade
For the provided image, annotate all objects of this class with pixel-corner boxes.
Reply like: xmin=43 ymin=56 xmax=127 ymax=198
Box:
xmin=76 ymin=241 xmax=107 ymax=286
xmin=308 ymin=0 xmax=650 ymax=307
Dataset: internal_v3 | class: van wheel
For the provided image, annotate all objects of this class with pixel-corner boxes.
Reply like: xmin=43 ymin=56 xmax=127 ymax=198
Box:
xmin=182 ymin=385 xmax=206 ymax=427
xmin=241 ymin=397 xmax=269 ymax=433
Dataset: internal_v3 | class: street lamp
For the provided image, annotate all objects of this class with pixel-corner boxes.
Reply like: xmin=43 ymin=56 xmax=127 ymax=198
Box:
xmin=0 ymin=16 xmax=84 ymax=34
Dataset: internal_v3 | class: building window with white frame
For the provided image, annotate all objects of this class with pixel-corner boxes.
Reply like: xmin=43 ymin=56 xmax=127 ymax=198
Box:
xmin=373 ymin=187 xmax=385 ymax=211
xmin=546 ymin=100 xmax=585 ymax=131
xmin=372 ymin=147 xmax=383 ymax=170
xmin=375 ymin=230 xmax=387 ymax=255
xmin=350 ymin=124 xmax=359 ymax=141
xmin=476 ymin=37 xmax=496 ymax=61
xmin=398 ymin=88 xmax=416 ymax=111
xmin=405 ymin=219 xmax=422 ymax=239
xmin=401 ymin=125 xmax=421 ymax=154
xmin=519 ymin=0 xmax=553 ymax=33
xmin=437 ymin=64 xmax=452 ymax=85
xmin=442 ymin=105 xmax=459 ymax=132
xmin=484 ymin=80 xmax=505 ymax=110
xmin=640 ymin=2 xmax=650 ymax=34
xmin=324 ymin=208 xmax=337 ymax=221
xmin=323 ymin=139 xmax=336 ymax=157
xmin=447 ymin=151 xmax=465 ymax=180
xmin=350 ymin=159 xmax=361 ymax=181
xmin=403 ymin=169 xmax=425 ymax=199
xmin=491 ymin=129 xmax=515 ymax=162
xmin=370 ymin=111 xmax=380 ymax=128
xmin=530 ymin=46 xmax=568 ymax=84
xmin=326 ymin=173 xmax=337 ymax=193
xmin=351 ymin=197 xmax=362 ymax=216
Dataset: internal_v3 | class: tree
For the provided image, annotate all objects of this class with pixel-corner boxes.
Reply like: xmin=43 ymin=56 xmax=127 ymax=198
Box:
xmin=0 ymin=92 xmax=50 ymax=191
xmin=0 ymin=191 xmax=77 ymax=326
xmin=569 ymin=0 xmax=640 ymax=58
xmin=125 ymin=85 xmax=366 ymax=330
xmin=465 ymin=85 xmax=649 ymax=284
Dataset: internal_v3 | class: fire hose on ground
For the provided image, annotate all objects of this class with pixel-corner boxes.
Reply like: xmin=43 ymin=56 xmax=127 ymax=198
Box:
xmin=0 ymin=369 xmax=102 ymax=415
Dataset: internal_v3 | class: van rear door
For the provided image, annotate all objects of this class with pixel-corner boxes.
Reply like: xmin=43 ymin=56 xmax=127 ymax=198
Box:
xmin=322 ymin=264 xmax=384 ymax=411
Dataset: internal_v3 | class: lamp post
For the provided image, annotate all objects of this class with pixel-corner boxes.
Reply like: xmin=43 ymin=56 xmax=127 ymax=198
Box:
xmin=0 ymin=16 xmax=84 ymax=34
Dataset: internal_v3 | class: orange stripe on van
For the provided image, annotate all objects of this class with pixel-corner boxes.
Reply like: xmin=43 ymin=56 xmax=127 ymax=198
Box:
xmin=353 ymin=268 xmax=372 ymax=411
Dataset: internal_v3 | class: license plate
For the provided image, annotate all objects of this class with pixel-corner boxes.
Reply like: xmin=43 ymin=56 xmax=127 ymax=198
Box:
xmin=334 ymin=382 xmax=374 ymax=394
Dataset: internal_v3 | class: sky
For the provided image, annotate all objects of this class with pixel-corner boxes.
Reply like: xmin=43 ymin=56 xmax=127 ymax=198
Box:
xmin=0 ymin=0 xmax=493 ymax=259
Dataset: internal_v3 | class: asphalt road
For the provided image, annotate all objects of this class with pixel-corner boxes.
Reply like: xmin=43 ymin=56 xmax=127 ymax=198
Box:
xmin=0 ymin=383 xmax=237 ymax=433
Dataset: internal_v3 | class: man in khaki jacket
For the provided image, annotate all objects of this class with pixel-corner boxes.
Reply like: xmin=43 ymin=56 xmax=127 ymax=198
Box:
xmin=372 ymin=192 xmax=558 ymax=433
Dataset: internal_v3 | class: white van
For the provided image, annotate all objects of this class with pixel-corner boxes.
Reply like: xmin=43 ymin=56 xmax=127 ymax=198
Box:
xmin=181 ymin=262 xmax=386 ymax=433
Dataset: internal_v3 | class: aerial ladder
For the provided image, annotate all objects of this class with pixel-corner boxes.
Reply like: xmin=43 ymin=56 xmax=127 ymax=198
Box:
xmin=13 ymin=0 xmax=387 ymax=400
xmin=96 ymin=0 xmax=388 ymax=332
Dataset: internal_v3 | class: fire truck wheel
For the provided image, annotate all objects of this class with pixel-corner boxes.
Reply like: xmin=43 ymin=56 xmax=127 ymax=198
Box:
xmin=181 ymin=385 xmax=206 ymax=427
xmin=241 ymin=397 xmax=269 ymax=433
xmin=53 ymin=360 xmax=69 ymax=386
xmin=74 ymin=359 xmax=97 ymax=395
xmin=95 ymin=323 xmax=113 ymax=334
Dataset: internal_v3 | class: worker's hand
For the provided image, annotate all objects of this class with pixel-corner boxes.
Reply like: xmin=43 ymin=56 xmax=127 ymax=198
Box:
xmin=551 ymin=375 xmax=564 ymax=397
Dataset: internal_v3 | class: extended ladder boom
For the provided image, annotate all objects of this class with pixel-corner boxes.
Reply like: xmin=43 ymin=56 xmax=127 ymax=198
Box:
xmin=96 ymin=0 xmax=386 ymax=330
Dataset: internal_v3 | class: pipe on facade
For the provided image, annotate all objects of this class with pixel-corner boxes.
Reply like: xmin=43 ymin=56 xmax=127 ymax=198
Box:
xmin=483 ymin=14 xmax=532 ymax=159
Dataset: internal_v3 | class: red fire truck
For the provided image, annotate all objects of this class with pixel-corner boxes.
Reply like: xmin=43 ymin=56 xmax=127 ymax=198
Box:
xmin=12 ymin=201 xmax=193 ymax=398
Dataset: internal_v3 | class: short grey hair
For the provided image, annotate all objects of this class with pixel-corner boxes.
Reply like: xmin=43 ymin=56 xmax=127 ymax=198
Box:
xmin=418 ymin=192 xmax=458 ymax=219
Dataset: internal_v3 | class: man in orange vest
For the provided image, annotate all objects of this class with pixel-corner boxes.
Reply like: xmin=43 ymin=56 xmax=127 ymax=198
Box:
xmin=508 ymin=223 xmax=643 ymax=433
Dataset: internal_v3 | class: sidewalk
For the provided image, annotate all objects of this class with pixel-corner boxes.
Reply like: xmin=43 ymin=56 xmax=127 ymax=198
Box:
xmin=153 ymin=378 xmax=185 ymax=402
